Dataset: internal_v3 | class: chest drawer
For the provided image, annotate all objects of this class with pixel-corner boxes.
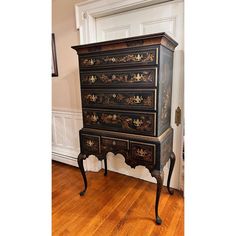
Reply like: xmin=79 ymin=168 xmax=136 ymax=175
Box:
xmin=83 ymin=109 xmax=156 ymax=136
xmin=101 ymin=136 xmax=129 ymax=154
xmin=130 ymin=141 xmax=156 ymax=167
xmin=80 ymin=67 xmax=157 ymax=88
xmin=81 ymin=89 xmax=156 ymax=111
xmin=80 ymin=134 xmax=100 ymax=155
xmin=79 ymin=47 xmax=158 ymax=69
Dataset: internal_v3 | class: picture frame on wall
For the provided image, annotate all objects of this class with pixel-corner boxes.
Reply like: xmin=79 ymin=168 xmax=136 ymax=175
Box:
xmin=52 ymin=33 xmax=58 ymax=77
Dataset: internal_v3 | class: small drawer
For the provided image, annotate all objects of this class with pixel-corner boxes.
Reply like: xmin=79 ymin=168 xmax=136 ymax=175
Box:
xmin=101 ymin=136 xmax=129 ymax=153
xmin=130 ymin=141 xmax=156 ymax=165
xmin=80 ymin=67 xmax=157 ymax=88
xmin=81 ymin=89 xmax=156 ymax=111
xmin=83 ymin=109 xmax=156 ymax=136
xmin=80 ymin=134 xmax=100 ymax=155
xmin=79 ymin=47 xmax=158 ymax=69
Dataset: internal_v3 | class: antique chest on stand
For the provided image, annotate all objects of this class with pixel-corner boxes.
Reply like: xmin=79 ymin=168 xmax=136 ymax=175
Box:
xmin=72 ymin=32 xmax=178 ymax=225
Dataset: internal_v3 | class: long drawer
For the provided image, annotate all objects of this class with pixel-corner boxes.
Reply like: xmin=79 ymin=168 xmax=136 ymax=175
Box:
xmin=79 ymin=47 xmax=158 ymax=69
xmin=79 ymin=67 xmax=157 ymax=88
xmin=81 ymin=89 xmax=157 ymax=111
xmin=83 ymin=109 xmax=156 ymax=136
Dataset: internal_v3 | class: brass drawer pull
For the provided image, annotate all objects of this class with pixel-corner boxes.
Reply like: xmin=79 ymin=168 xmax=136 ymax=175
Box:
xmin=136 ymin=148 xmax=147 ymax=157
xmin=133 ymin=73 xmax=143 ymax=81
xmin=89 ymin=59 xmax=95 ymax=65
xmin=135 ymin=54 xmax=142 ymax=61
xmin=133 ymin=119 xmax=143 ymax=127
xmin=87 ymin=94 xmax=98 ymax=102
xmin=133 ymin=96 xmax=143 ymax=104
xmin=88 ymin=75 xmax=97 ymax=83
xmin=86 ymin=140 xmax=94 ymax=147
xmin=90 ymin=114 xmax=98 ymax=122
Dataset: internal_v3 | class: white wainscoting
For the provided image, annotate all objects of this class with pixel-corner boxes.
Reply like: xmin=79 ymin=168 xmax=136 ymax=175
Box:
xmin=52 ymin=110 xmax=102 ymax=171
xmin=52 ymin=110 xmax=82 ymax=167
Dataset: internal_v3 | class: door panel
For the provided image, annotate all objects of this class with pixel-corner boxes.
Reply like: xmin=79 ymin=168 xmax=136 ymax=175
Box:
xmin=95 ymin=1 xmax=184 ymax=189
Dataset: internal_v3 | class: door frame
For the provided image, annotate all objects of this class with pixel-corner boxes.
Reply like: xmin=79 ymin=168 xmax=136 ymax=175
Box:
xmin=75 ymin=0 xmax=182 ymax=44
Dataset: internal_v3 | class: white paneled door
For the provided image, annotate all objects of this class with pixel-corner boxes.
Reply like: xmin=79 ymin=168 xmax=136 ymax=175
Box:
xmin=75 ymin=0 xmax=184 ymax=189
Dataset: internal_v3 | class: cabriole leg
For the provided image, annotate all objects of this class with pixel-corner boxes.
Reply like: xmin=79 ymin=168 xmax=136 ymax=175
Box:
xmin=77 ymin=153 xmax=87 ymax=196
xmin=167 ymin=152 xmax=176 ymax=195
xmin=151 ymin=170 xmax=164 ymax=225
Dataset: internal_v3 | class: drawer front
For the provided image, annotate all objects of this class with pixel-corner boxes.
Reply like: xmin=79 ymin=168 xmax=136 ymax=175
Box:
xmin=101 ymin=137 xmax=129 ymax=154
xmin=79 ymin=48 xmax=158 ymax=69
xmin=130 ymin=141 xmax=155 ymax=166
xmin=80 ymin=67 xmax=157 ymax=88
xmin=81 ymin=134 xmax=100 ymax=155
xmin=83 ymin=109 xmax=156 ymax=136
xmin=81 ymin=89 xmax=156 ymax=111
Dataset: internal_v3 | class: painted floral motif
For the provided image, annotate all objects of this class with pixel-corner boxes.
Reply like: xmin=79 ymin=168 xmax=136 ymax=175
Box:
xmin=160 ymin=61 xmax=172 ymax=128
xmin=80 ymin=52 xmax=155 ymax=67
xmin=83 ymin=111 xmax=154 ymax=135
xmin=161 ymin=87 xmax=171 ymax=121
xmin=136 ymin=148 xmax=147 ymax=157
xmin=82 ymin=92 xmax=154 ymax=109
xmin=132 ymin=146 xmax=153 ymax=162
xmin=81 ymin=70 xmax=154 ymax=86
xmin=132 ymin=73 xmax=143 ymax=82
xmin=84 ymin=113 xmax=99 ymax=123
xmin=126 ymin=95 xmax=143 ymax=104
xmin=86 ymin=94 xmax=98 ymax=102
xmin=82 ymin=135 xmax=99 ymax=154
xmin=88 ymin=75 xmax=97 ymax=84
xmin=86 ymin=140 xmax=94 ymax=147
xmin=143 ymin=96 xmax=152 ymax=106
xmin=133 ymin=119 xmax=143 ymax=127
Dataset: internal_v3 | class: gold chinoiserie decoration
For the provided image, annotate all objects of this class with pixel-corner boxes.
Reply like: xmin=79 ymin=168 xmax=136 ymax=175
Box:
xmin=88 ymin=75 xmax=97 ymax=83
xmin=136 ymin=148 xmax=147 ymax=157
xmin=133 ymin=96 xmax=143 ymax=104
xmin=135 ymin=54 xmax=142 ymax=61
xmin=89 ymin=59 xmax=95 ymax=65
xmin=91 ymin=114 xmax=98 ymax=122
xmin=133 ymin=119 xmax=143 ymax=127
xmin=86 ymin=140 xmax=94 ymax=147
xmin=87 ymin=94 xmax=98 ymax=102
xmin=133 ymin=73 xmax=143 ymax=81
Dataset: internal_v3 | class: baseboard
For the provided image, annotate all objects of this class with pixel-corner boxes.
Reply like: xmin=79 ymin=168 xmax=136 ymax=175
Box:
xmin=52 ymin=152 xmax=78 ymax=167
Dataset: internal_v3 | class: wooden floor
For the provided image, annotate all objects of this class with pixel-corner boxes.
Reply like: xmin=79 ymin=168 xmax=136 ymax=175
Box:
xmin=52 ymin=161 xmax=184 ymax=236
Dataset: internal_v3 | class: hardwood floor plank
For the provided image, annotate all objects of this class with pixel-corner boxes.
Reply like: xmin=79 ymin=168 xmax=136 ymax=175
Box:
xmin=149 ymin=191 xmax=183 ymax=236
xmin=165 ymin=194 xmax=184 ymax=236
xmin=109 ymin=184 xmax=170 ymax=236
xmin=53 ymin=172 xmax=127 ymax=235
xmin=52 ymin=161 xmax=184 ymax=236
xmin=92 ymin=180 xmax=149 ymax=236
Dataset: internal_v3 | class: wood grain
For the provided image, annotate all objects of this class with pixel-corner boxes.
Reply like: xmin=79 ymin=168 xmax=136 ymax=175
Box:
xmin=71 ymin=32 xmax=178 ymax=54
xmin=52 ymin=161 xmax=184 ymax=236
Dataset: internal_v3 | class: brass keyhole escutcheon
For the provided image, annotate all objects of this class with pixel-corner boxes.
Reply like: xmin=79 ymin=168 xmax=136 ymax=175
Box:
xmin=175 ymin=106 xmax=181 ymax=126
